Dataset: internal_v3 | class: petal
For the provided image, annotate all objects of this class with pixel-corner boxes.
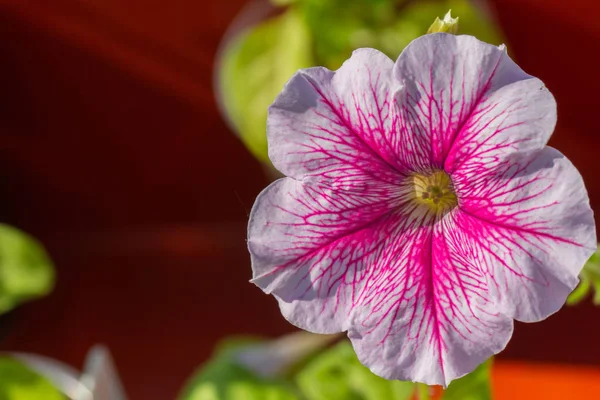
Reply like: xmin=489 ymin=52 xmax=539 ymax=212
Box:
xmin=267 ymin=48 xmax=408 ymax=191
xmin=348 ymin=210 xmax=513 ymax=387
xmin=392 ymin=33 xmax=532 ymax=171
xmin=444 ymin=74 xmax=556 ymax=174
xmin=248 ymin=177 xmax=405 ymax=333
xmin=452 ymin=147 xmax=596 ymax=321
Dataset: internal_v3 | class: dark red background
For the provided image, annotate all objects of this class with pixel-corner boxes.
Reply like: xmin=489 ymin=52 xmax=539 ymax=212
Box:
xmin=0 ymin=0 xmax=598 ymax=399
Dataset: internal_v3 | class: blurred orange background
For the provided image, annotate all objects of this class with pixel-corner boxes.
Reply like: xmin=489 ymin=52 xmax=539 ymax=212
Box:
xmin=0 ymin=0 xmax=598 ymax=399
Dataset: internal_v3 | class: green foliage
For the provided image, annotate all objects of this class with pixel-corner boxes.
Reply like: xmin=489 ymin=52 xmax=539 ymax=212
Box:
xmin=442 ymin=359 xmax=492 ymax=400
xmin=0 ymin=357 xmax=65 ymax=400
xmin=296 ymin=341 xmax=414 ymax=400
xmin=178 ymin=337 xmax=414 ymax=400
xmin=178 ymin=337 xmax=300 ymax=400
xmin=271 ymin=0 xmax=300 ymax=5
xmin=0 ymin=224 xmax=55 ymax=315
xmin=219 ymin=8 xmax=313 ymax=163
xmin=567 ymin=245 xmax=600 ymax=305
xmin=298 ymin=0 xmax=407 ymax=69
xmin=298 ymin=0 xmax=502 ymax=70
xmin=439 ymin=0 xmax=502 ymax=44
xmin=179 ymin=362 xmax=299 ymax=400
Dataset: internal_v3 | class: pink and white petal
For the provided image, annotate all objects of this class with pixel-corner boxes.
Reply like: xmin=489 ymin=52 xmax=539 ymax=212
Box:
xmin=393 ymin=33 xmax=531 ymax=170
xmin=273 ymin=211 xmax=403 ymax=334
xmin=348 ymin=210 xmax=513 ymax=386
xmin=268 ymin=48 xmax=408 ymax=191
xmin=453 ymin=147 xmax=596 ymax=321
xmin=248 ymin=177 xmax=406 ymax=333
xmin=444 ymin=76 xmax=556 ymax=173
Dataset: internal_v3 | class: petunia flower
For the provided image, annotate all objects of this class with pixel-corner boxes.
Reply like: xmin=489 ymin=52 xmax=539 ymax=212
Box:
xmin=247 ymin=33 xmax=596 ymax=386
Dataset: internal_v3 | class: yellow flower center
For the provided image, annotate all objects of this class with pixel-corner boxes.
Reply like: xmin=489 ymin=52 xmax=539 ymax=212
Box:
xmin=411 ymin=171 xmax=457 ymax=213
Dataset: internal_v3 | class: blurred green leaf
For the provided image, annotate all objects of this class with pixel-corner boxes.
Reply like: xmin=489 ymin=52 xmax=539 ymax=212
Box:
xmin=0 ymin=224 xmax=55 ymax=315
xmin=179 ymin=362 xmax=299 ymax=400
xmin=298 ymin=0 xmax=399 ymax=69
xmin=441 ymin=358 xmax=492 ymax=400
xmin=417 ymin=383 xmax=431 ymax=400
xmin=567 ymin=277 xmax=591 ymax=305
xmin=0 ymin=357 xmax=65 ymax=400
xmin=271 ymin=0 xmax=300 ymax=6
xmin=439 ymin=0 xmax=502 ymax=43
xmin=178 ymin=337 xmax=301 ymax=400
xmin=567 ymin=245 xmax=600 ymax=305
xmin=296 ymin=340 xmax=414 ymax=400
xmin=219 ymin=8 xmax=313 ymax=163
xmin=298 ymin=0 xmax=504 ymax=69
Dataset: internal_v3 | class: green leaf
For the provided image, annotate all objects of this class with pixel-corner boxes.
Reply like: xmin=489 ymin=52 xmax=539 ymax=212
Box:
xmin=298 ymin=0 xmax=504 ymax=70
xmin=441 ymin=0 xmax=503 ymax=43
xmin=568 ymin=244 xmax=600 ymax=305
xmin=417 ymin=383 xmax=431 ymax=400
xmin=179 ymin=361 xmax=299 ymax=400
xmin=566 ymin=276 xmax=591 ymax=305
xmin=296 ymin=340 xmax=414 ymax=400
xmin=0 ymin=357 xmax=65 ymax=400
xmin=271 ymin=0 xmax=300 ymax=6
xmin=442 ymin=358 xmax=492 ymax=400
xmin=0 ymin=224 xmax=55 ymax=315
xmin=178 ymin=337 xmax=301 ymax=400
xmin=218 ymin=8 xmax=313 ymax=163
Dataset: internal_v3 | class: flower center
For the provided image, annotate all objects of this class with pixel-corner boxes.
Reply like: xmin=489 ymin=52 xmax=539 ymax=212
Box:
xmin=410 ymin=171 xmax=457 ymax=213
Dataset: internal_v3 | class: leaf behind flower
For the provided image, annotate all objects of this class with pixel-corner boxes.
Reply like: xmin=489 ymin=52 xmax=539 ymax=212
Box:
xmin=0 ymin=225 xmax=55 ymax=315
xmin=0 ymin=357 xmax=65 ymax=400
